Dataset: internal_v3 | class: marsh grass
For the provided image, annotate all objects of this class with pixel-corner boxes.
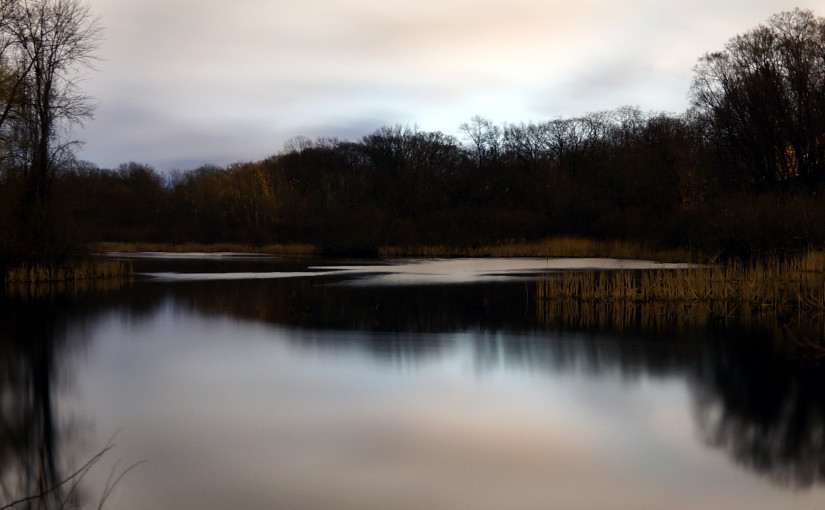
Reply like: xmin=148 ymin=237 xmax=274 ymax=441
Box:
xmin=379 ymin=237 xmax=691 ymax=261
xmin=4 ymin=278 xmax=128 ymax=299
xmin=535 ymin=251 xmax=825 ymax=357
xmin=801 ymin=249 xmax=825 ymax=272
xmin=4 ymin=259 xmax=131 ymax=285
xmin=538 ymin=299 xmax=733 ymax=333
xmin=90 ymin=241 xmax=318 ymax=256
xmin=537 ymin=255 xmax=825 ymax=310
xmin=536 ymin=299 xmax=825 ymax=358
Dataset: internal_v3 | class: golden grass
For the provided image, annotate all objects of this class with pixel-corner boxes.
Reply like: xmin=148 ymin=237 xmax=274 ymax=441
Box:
xmin=379 ymin=236 xmax=691 ymax=261
xmin=536 ymin=298 xmax=825 ymax=358
xmin=4 ymin=259 xmax=132 ymax=284
xmin=90 ymin=241 xmax=318 ymax=256
xmin=536 ymin=254 xmax=825 ymax=310
xmin=4 ymin=278 xmax=128 ymax=299
xmin=539 ymin=299 xmax=731 ymax=333
xmin=800 ymin=249 xmax=825 ymax=272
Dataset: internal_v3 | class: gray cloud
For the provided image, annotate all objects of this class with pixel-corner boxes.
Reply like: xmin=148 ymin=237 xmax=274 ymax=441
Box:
xmin=73 ymin=0 xmax=821 ymax=170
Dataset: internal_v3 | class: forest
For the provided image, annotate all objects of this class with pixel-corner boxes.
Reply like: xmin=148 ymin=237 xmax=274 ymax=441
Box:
xmin=3 ymin=7 xmax=825 ymax=265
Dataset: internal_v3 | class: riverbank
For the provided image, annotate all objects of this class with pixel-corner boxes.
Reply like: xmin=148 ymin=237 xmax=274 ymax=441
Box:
xmin=90 ymin=237 xmax=691 ymax=262
xmin=378 ymin=237 xmax=691 ymax=261
xmin=89 ymin=241 xmax=319 ymax=256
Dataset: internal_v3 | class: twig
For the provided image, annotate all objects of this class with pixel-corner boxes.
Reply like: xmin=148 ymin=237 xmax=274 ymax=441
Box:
xmin=0 ymin=444 xmax=112 ymax=509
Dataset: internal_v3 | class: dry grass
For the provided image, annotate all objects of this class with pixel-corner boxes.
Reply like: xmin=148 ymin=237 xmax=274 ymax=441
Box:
xmin=379 ymin=237 xmax=691 ymax=261
xmin=537 ymin=254 xmax=825 ymax=310
xmin=538 ymin=299 xmax=734 ymax=333
xmin=800 ymin=249 xmax=825 ymax=272
xmin=4 ymin=259 xmax=132 ymax=284
xmin=535 ymin=298 xmax=825 ymax=358
xmin=90 ymin=241 xmax=318 ymax=256
xmin=4 ymin=278 xmax=128 ymax=299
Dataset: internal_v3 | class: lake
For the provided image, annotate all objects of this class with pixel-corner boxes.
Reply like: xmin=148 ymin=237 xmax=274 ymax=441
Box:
xmin=2 ymin=254 xmax=825 ymax=509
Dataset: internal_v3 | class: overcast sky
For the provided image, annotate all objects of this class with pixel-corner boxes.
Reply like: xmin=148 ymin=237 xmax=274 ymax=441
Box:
xmin=70 ymin=0 xmax=825 ymax=171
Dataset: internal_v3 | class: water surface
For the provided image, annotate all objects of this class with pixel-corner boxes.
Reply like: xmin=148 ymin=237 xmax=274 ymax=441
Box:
xmin=2 ymin=255 xmax=824 ymax=509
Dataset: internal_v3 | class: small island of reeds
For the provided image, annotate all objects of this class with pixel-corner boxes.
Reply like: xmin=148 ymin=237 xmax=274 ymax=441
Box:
xmin=537 ymin=251 xmax=825 ymax=310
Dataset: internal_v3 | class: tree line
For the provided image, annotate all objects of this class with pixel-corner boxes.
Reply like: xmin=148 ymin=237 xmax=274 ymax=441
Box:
xmin=3 ymin=7 xmax=825 ymax=264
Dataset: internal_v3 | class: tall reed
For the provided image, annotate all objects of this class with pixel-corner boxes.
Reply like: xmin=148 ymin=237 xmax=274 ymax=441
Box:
xmin=801 ymin=249 xmax=825 ymax=272
xmin=4 ymin=259 xmax=132 ymax=284
xmin=536 ymin=254 xmax=825 ymax=310
xmin=535 ymin=298 xmax=825 ymax=358
xmin=4 ymin=278 xmax=129 ymax=299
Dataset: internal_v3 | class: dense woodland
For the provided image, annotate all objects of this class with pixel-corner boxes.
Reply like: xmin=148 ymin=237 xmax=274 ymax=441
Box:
xmin=4 ymin=7 xmax=825 ymax=264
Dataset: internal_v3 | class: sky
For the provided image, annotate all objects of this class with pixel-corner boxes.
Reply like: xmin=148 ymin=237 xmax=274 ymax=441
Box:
xmin=70 ymin=0 xmax=825 ymax=171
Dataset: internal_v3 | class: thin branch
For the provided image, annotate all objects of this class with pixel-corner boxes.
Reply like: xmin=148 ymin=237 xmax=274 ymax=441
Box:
xmin=0 ymin=443 xmax=113 ymax=510
xmin=96 ymin=460 xmax=145 ymax=510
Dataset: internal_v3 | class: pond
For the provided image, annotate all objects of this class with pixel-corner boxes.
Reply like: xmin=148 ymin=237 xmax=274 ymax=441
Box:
xmin=2 ymin=255 xmax=825 ymax=509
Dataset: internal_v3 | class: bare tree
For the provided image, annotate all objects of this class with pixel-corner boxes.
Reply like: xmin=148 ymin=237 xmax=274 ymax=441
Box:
xmin=691 ymin=8 xmax=825 ymax=188
xmin=459 ymin=115 xmax=502 ymax=167
xmin=1 ymin=0 xmax=100 ymax=262
xmin=9 ymin=0 xmax=101 ymax=192
xmin=0 ymin=0 xmax=23 ymax=132
xmin=282 ymin=135 xmax=313 ymax=154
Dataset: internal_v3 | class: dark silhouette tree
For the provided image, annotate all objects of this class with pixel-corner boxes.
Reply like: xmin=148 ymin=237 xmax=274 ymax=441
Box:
xmin=1 ymin=0 xmax=100 ymax=264
xmin=459 ymin=115 xmax=502 ymax=168
xmin=691 ymin=8 xmax=825 ymax=189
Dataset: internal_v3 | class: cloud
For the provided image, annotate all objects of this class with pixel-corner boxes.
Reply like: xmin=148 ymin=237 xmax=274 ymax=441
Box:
xmin=76 ymin=0 xmax=822 ymax=170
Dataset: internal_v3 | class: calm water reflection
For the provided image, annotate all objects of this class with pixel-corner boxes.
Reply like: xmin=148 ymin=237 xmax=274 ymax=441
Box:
xmin=2 ymin=256 xmax=825 ymax=509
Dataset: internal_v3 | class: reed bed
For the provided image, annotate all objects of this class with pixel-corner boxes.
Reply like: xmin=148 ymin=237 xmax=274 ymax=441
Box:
xmin=4 ymin=278 xmax=129 ymax=299
xmin=537 ymin=256 xmax=825 ymax=310
xmin=379 ymin=236 xmax=691 ymax=261
xmin=539 ymin=299 xmax=737 ymax=333
xmin=90 ymin=241 xmax=318 ymax=256
xmin=801 ymin=249 xmax=825 ymax=272
xmin=536 ymin=299 xmax=825 ymax=358
xmin=4 ymin=259 xmax=131 ymax=284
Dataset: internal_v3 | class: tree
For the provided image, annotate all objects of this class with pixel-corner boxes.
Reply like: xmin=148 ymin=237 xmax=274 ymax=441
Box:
xmin=282 ymin=135 xmax=313 ymax=154
xmin=1 ymin=0 xmax=100 ymax=263
xmin=691 ymin=8 xmax=825 ymax=189
xmin=10 ymin=0 xmax=100 ymax=196
xmin=459 ymin=115 xmax=502 ymax=167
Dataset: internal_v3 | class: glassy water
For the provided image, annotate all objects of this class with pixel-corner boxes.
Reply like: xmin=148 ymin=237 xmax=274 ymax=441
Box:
xmin=2 ymin=255 xmax=825 ymax=509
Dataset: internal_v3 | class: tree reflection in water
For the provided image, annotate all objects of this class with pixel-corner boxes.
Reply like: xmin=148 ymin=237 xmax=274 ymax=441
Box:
xmin=692 ymin=327 xmax=825 ymax=488
xmin=0 ymin=294 xmax=73 ymax=508
xmin=536 ymin=296 xmax=825 ymax=487
xmin=0 ymin=285 xmax=132 ymax=510
xmin=146 ymin=276 xmax=825 ymax=489
xmin=2 ymin=273 xmax=825 ymax=502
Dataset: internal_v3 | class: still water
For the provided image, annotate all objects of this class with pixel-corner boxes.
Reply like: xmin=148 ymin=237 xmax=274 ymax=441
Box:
xmin=2 ymin=255 xmax=825 ymax=509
